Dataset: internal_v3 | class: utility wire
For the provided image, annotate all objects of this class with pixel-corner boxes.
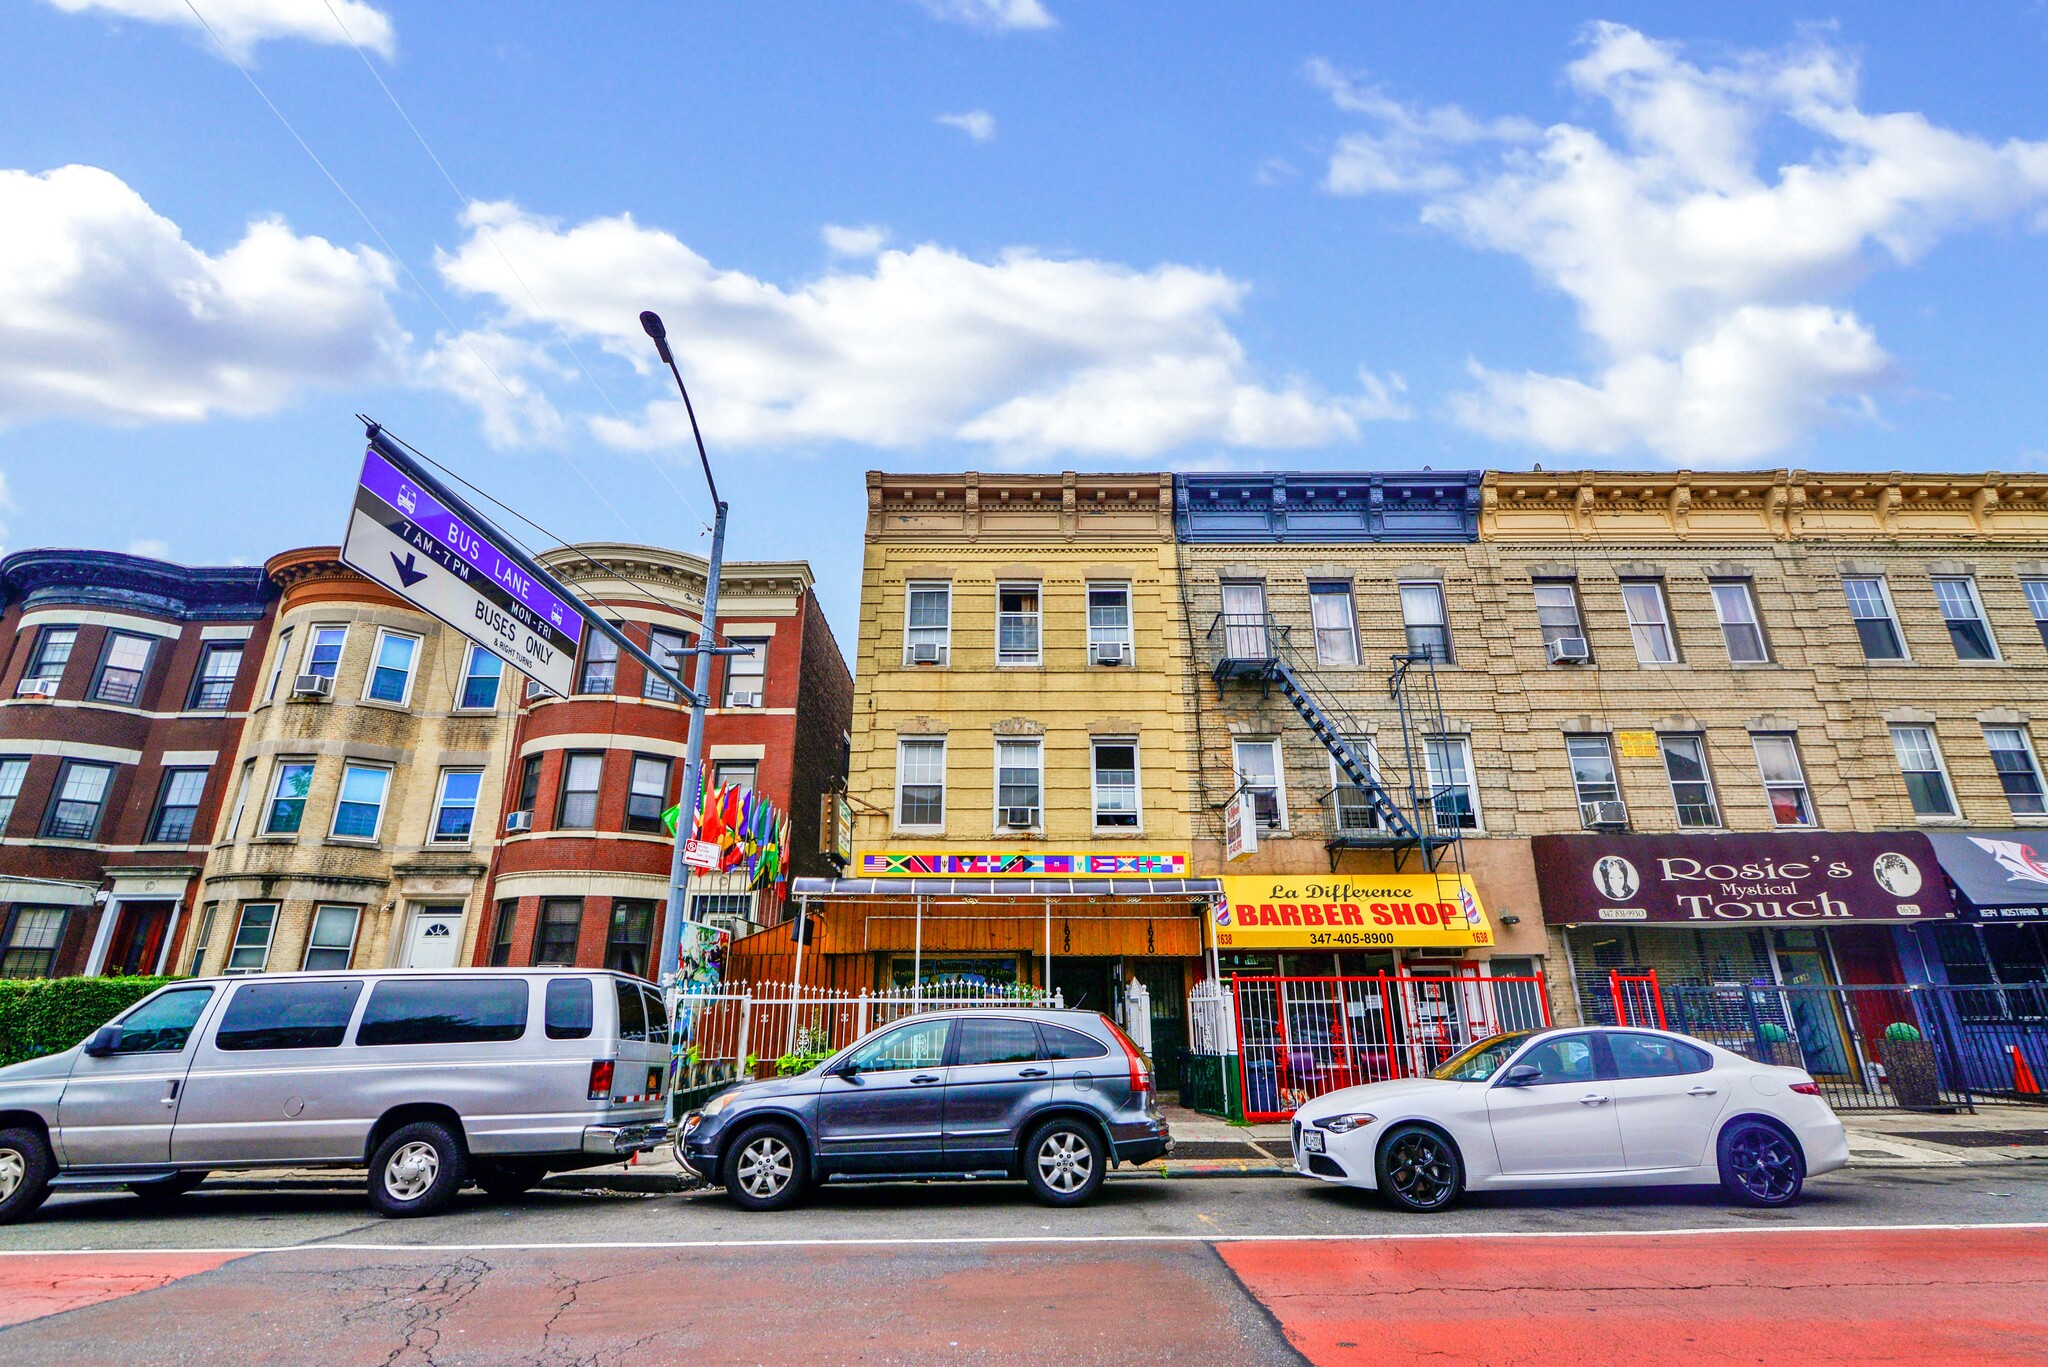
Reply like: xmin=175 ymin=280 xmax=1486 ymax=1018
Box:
xmin=180 ymin=0 xmax=640 ymax=540
xmin=317 ymin=0 xmax=712 ymax=537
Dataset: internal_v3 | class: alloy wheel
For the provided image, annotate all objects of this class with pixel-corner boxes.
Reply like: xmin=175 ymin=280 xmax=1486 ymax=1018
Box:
xmin=1385 ymin=1132 xmax=1455 ymax=1208
xmin=1729 ymin=1127 xmax=1799 ymax=1203
xmin=383 ymin=1141 xmax=440 ymax=1202
xmin=737 ymin=1136 xmax=793 ymax=1199
xmin=0 ymin=1148 xmax=21 ymax=1203
xmin=1036 ymin=1131 xmax=1093 ymax=1194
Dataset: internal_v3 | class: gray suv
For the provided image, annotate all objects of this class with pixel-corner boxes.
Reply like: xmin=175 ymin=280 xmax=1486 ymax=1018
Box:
xmin=679 ymin=1009 xmax=1171 ymax=1209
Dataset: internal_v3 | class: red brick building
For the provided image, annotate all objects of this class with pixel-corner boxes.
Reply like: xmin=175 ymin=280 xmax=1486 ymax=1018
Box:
xmin=0 ymin=550 xmax=274 ymax=978
xmin=477 ymin=545 xmax=852 ymax=976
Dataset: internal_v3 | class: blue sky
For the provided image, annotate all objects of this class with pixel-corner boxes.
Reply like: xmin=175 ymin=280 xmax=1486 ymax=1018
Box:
xmin=4 ymin=2 xmax=2048 ymax=641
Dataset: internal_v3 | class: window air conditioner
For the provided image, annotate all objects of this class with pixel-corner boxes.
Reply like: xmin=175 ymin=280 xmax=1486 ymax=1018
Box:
xmin=14 ymin=678 xmax=59 ymax=699
xmin=291 ymin=673 xmax=333 ymax=698
xmin=504 ymin=809 xmax=533 ymax=833
xmin=1581 ymin=800 xmax=1629 ymax=829
xmin=1092 ymin=641 xmax=1129 ymax=666
xmin=1002 ymin=806 xmax=1039 ymax=829
xmin=729 ymin=690 xmax=761 ymax=708
xmin=1546 ymin=636 xmax=1591 ymax=664
xmin=909 ymin=642 xmax=943 ymax=665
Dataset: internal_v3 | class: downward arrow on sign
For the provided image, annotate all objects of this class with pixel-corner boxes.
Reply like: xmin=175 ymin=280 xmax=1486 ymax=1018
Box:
xmin=390 ymin=552 xmax=429 ymax=589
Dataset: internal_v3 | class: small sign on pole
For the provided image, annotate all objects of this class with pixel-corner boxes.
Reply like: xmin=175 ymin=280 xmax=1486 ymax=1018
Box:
xmin=683 ymin=838 xmax=721 ymax=871
xmin=1223 ymin=790 xmax=1259 ymax=862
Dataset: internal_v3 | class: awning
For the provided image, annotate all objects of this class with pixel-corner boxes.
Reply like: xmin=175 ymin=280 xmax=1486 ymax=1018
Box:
xmin=791 ymin=876 xmax=1221 ymax=899
xmin=1925 ymin=831 xmax=2048 ymax=920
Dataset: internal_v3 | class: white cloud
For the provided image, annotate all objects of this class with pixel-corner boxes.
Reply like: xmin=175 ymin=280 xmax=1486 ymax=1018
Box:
xmin=1318 ymin=25 xmax=2048 ymax=463
xmin=434 ymin=201 xmax=1386 ymax=458
xmin=126 ymin=537 xmax=171 ymax=558
xmin=415 ymin=329 xmax=567 ymax=449
xmin=0 ymin=164 xmax=404 ymax=427
xmin=822 ymin=224 xmax=889 ymax=258
xmin=938 ymin=110 xmax=998 ymax=143
xmin=914 ymin=0 xmax=1053 ymax=33
xmin=41 ymin=0 xmax=394 ymax=59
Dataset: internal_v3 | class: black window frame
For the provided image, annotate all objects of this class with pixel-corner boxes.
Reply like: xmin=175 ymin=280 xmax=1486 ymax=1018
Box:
xmin=533 ymin=897 xmax=583 ymax=966
xmin=605 ymin=898 xmax=657 ymax=977
xmin=91 ymin=630 xmax=157 ymax=706
xmin=25 ymin=625 xmax=78 ymax=683
xmin=577 ymin=633 xmax=619 ymax=694
xmin=186 ymin=641 xmax=244 ymax=711
xmin=0 ymin=905 xmax=70 ymax=979
xmin=489 ymin=899 xmax=519 ymax=967
xmin=41 ymin=758 xmax=116 ymax=841
xmin=146 ymin=766 xmax=209 ymax=845
xmin=625 ymin=754 xmax=672 ymax=833
xmin=557 ymin=751 xmax=603 ymax=829
xmin=517 ymin=754 xmax=543 ymax=813
xmin=643 ymin=627 xmax=689 ymax=702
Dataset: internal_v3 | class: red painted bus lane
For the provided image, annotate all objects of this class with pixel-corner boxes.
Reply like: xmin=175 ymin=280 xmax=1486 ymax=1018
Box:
xmin=0 ymin=1253 xmax=242 ymax=1329
xmin=1218 ymin=1227 xmax=2048 ymax=1366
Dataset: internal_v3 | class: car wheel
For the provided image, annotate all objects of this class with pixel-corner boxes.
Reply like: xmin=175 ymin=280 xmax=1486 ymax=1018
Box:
xmin=128 ymin=1171 xmax=209 ymax=1203
xmin=1718 ymin=1119 xmax=1805 ymax=1208
xmin=0 ymin=1127 xmax=54 ymax=1226
xmin=368 ymin=1121 xmax=468 ymax=1218
xmin=471 ymin=1159 xmax=547 ymax=1200
xmin=722 ymin=1123 xmax=808 ymax=1211
xmin=1023 ymin=1119 xmax=1106 ymax=1207
xmin=1375 ymin=1124 xmax=1463 ymax=1213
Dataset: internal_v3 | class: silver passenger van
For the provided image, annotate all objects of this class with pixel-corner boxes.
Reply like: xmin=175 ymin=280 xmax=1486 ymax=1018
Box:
xmin=0 ymin=969 xmax=670 ymax=1221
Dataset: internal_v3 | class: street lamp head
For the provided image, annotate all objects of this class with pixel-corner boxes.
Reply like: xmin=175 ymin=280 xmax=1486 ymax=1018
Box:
xmin=639 ymin=310 xmax=674 ymax=363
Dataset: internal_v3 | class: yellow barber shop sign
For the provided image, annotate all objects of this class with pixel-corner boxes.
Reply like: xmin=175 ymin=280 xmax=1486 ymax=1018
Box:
xmin=1214 ymin=875 xmax=1493 ymax=950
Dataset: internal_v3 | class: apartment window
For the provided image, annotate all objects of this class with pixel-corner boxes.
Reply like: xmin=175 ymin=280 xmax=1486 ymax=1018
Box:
xmin=1711 ymin=582 xmax=1769 ymax=663
xmin=896 ymin=738 xmax=946 ymax=829
xmin=1329 ymin=738 xmax=1382 ymax=833
xmin=41 ymin=760 xmax=113 ymax=840
xmin=489 ymin=900 xmax=519 ymax=966
xmin=266 ymin=628 xmax=292 ymax=700
xmin=1233 ymin=739 xmax=1285 ymax=830
xmin=1220 ymin=581 xmax=1270 ymax=660
xmin=147 ymin=768 xmax=208 ymax=844
xmin=533 ymin=898 xmax=583 ymax=966
xmin=93 ymin=632 xmax=154 ymax=704
xmin=626 ymin=754 xmax=672 ymax=832
xmin=1092 ymin=740 xmax=1139 ymax=830
xmin=304 ymin=625 xmax=347 ymax=680
xmin=26 ymin=626 xmax=76 ymax=682
xmin=302 ymin=906 xmax=361 ymax=971
xmin=1534 ymin=582 xmax=1586 ymax=653
xmin=226 ymin=903 xmax=278 ymax=973
xmin=1843 ymin=576 xmax=1906 ymax=660
xmin=431 ymin=769 xmax=482 ymax=842
xmin=711 ymin=758 xmax=756 ymax=793
xmin=366 ymin=630 xmax=420 ymax=704
xmin=0 ymin=757 xmax=27 ymax=834
xmin=997 ymin=583 xmax=1041 ymax=666
xmin=187 ymin=903 xmax=218 ymax=976
xmin=517 ymin=755 xmax=543 ymax=814
xmin=1752 ymin=733 xmax=1815 ymax=827
xmin=996 ymin=739 xmax=1042 ymax=826
xmin=1566 ymin=735 xmax=1621 ymax=820
xmin=643 ymin=627 xmax=688 ymax=701
xmin=577 ymin=632 xmax=618 ymax=693
xmin=605 ymin=899 xmax=656 ymax=977
xmin=724 ymin=637 xmax=767 ymax=706
xmin=1985 ymin=727 xmax=2047 ymax=817
xmin=1890 ymin=725 xmax=1956 ymax=817
xmin=903 ymin=582 xmax=952 ymax=665
xmin=1087 ymin=583 xmax=1132 ymax=664
xmin=557 ymin=752 xmax=603 ymax=829
xmin=458 ymin=644 xmax=502 ymax=710
xmin=1399 ymin=581 xmax=1452 ymax=664
xmin=1932 ymin=577 xmax=1998 ymax=661
xmin=2023 ymin=580 xmax=2048 ymax=650
xmin=331 ymin=765 xmax=392 ymax=840
xmin=1622 ymin=581 xmax=1677 ymax=662
xmin=264 ymin=760 xmax=313 ymax=834
xmin=0 ymin=908 xmax=66 ymax=979
xmin=188 ymin=642 xmax=243 ymax=710
xmin=1309 ymin=581 xmax=1360 ymax=666
xmin=1661 ymin=734 xmax=1721 ymax=828
xmin=1425 ymin=736 xmax=1480 ymax=831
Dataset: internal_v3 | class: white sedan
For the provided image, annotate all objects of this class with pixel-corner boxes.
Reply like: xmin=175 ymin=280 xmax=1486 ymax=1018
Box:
xmin=1290 ymin=1026 xmax=1849 ymax=1212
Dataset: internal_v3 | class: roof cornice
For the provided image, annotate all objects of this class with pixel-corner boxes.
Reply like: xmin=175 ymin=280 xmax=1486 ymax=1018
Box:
xmin=1 ymin=548 xmax=272 ymax=621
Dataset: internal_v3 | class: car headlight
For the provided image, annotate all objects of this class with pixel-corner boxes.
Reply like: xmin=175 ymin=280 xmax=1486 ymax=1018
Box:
xmin=1315 ymin=1113 xmax=1377 ymax=1133
xmin=702 ymin=1092 xmax=735 ymax=1117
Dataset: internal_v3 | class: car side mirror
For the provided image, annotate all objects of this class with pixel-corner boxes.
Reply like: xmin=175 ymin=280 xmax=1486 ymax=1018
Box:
xmin=830 ymin=1058 xmax=859 ymax=1079
xmin=82 ymin=1026 xmax=122 ymax=1057
xmin=1496 ymin=1064 xmax=1541 ymax=1087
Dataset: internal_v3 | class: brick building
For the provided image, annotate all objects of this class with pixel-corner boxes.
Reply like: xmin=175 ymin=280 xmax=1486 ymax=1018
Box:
xmin=478 ymin=544 xmax=851 ymax=976
xmin=0 ymin=550 xmax=273 ymax=978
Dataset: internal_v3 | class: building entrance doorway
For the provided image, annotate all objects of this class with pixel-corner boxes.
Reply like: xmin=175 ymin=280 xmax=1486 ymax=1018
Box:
xmin=1050 ymin=957 xmax=1119 ymax=1015
xmin=103 ymin=901 xmax=172 ymax=976
xmin=403 ymin=905 xmax=465 ymax=969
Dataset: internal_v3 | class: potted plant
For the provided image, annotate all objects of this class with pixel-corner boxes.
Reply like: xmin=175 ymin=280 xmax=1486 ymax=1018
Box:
xmin=1877 ymin=1021 xmax=1941 ymax=1110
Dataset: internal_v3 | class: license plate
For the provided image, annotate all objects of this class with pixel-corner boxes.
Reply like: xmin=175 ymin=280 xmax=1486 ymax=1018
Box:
xmin=1303 ymin=1130 xmax=1326 ymax=1154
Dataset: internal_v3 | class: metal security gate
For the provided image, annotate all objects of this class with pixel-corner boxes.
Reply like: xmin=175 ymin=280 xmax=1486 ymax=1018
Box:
xmin=1227 ymin=973 xmax=1551 ymax=1122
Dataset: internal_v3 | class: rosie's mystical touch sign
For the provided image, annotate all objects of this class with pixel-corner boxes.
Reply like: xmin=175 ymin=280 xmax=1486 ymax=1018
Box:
xmin=1532 ymin=832 xmax=1956 ymax=925
xmin=340 ymin=446 xmax=584 ymax=696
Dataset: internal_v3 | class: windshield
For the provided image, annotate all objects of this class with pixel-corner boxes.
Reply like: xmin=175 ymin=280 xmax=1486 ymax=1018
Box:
xmin=1430 ymin=1031 xmax=1538 ymax=1082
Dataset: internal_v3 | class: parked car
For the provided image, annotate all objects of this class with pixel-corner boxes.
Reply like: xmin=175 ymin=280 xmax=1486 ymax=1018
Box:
xmin=0 ymin=969 xmax=670 ymax=1223
xmin=1289 ymin=1026 xmax=1848 ymax=1212
xmin=677 ymin=1009 xmax=1170 ymax=1209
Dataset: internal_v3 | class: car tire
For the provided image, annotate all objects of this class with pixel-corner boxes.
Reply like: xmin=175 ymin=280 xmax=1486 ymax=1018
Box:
xmin=1374 ymin=1123 xmax=1464 ymax=1213
xmin=1023 ymin=1118 xmax=1107 ymax=1208
xmin=128 ymin=1171 xmax=209 ymax=1203
xmin=722 ymin=1122 xmax=809 ymax=1212
xmin=367 ymin=1121 xmax=468 ymax=1218
xmin=0 ymin=1127 xmax=54 ymax=1226
xmin=1718 ymin=1119 xmax=1805 ymax=1208
xmin=471 ymin=1159 xmax=547 ymax=1199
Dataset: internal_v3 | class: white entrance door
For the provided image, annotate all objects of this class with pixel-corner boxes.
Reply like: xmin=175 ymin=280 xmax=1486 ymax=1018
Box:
xmin=403 ymin=905 xmax=465 ymax=969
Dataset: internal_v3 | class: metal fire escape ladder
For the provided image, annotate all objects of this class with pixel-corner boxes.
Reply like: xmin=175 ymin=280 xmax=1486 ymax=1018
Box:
xmin=1270 ymin=661 xmax=1417 ymax=840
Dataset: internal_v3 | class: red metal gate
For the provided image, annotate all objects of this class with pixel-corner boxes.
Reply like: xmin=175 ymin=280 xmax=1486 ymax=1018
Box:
xmin=1608 ymin=969 xmax=1666 ymax=1029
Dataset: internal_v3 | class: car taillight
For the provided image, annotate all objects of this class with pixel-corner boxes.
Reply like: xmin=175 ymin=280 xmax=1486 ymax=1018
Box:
xmin=1789 ymin=1081 xmax=1822 ymax=1096
xmin=1103 ymin=1017 xmax=1151 ymax=1097
xmin=588 ymin=1059 xmax=615 ymax=1101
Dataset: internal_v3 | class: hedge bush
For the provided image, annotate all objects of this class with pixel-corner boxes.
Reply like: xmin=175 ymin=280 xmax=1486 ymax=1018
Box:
xmin=0 ymin=976 xmax=174 ymax=1068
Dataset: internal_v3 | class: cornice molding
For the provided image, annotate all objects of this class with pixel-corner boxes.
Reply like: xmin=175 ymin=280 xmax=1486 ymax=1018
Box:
xmin=1175 ymin=472 xmax=1482 ymax=544
xmin=2 ymin=549 xmax=272 ymax=621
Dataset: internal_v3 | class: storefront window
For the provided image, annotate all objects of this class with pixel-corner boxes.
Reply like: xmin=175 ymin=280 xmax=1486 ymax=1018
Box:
xmin=890 ymin=957 xmax=1019 ymax=990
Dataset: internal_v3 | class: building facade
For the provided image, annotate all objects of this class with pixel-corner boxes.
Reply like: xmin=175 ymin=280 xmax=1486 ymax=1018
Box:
xmin=0 ymin=551 xmax=274 ymax=978
xmin=479 ymin=545 xmax=852 ymax=975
